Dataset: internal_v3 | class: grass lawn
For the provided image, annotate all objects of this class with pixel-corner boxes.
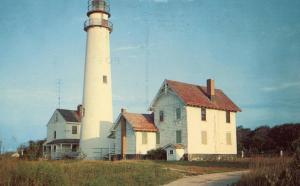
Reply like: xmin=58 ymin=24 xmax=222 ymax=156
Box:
xmin=0 ymin=158 xmax=249 ymax=186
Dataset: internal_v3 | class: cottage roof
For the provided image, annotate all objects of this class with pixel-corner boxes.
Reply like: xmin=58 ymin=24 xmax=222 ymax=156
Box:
xmin=162 ymin=80 xmax=241 ymax=112
xmin=57 ymin=109 xmax=81 ymax=123
xmin=163 ymin=143 xmax=185 ymax=149
xmin=116 ymin=112 xmax=158 ymax=132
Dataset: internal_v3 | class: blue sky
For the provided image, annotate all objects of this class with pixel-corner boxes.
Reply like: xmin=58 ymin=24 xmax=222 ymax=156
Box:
xmin=0 ymin=0 xmax=299 ymax=151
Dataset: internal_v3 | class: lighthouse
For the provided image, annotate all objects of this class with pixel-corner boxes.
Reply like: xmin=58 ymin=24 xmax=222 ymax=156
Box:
xmin=80 ymin=0 xmax=113 ymax=159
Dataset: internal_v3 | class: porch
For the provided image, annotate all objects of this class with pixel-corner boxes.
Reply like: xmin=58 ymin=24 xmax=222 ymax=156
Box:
xmin=43 ymin=139 xmax=80 ymax=160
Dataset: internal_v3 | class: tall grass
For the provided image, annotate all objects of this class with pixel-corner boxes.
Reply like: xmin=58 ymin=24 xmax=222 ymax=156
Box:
xmin=236 ymin=154 xmax=300 ymax=186
xmin=0 ymin=158 xmax=182 ymax=186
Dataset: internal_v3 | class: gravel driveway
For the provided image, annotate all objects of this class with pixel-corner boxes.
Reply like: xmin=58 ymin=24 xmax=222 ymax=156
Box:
xmin=165 ymin=170 xmax=249 ymax=186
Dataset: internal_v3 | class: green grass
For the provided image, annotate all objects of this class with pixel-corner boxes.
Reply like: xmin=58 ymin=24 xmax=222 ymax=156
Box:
xmin=0 ymin=157 xmax=249 ymax=186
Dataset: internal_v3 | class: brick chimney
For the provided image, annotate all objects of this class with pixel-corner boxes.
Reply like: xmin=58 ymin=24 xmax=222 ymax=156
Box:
xmin=121 ymin=108 xmax=127 ymax=114
xmin=120 ymin=108 xmax=127 ymax=160
xmin=207 ymin=79 xmax=215 ymax=101
xmin=77 ymin=104 xmax=84 ymax=120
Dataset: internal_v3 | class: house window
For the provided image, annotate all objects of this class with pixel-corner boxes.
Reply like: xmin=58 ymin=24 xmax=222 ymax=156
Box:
xmin=142 ymin=132 xmax=148 ymax=144
xmin=201 ymin=131 xmax=207 ymax=145
xmin=226 ymin=111 xmax=231 ymax=123
xmin=226 ymin=132 xmax=232 ymax=145
xmin=156 ymin=132 xmax=160 ymax=144
xmin=170 ymin=150 xmax=173 ymax=155
xmin=176 ymin=130 xmax=182 ymax=143
xmin=201 ymin=108 xmax=206 ymax=121
xmin=103 ymin=75 xmax=107 ymax=84
xmin=54 ymin=131 xmax=56 ymax=139
xmin=53 ymin=145 xmax=56 ymax=152
xmin=159 ymin=111 xmax=164 ymax=122
xmin=176 ymin=107 xmax=181 ymax=120
xmin=72 ymin=126 xmax=77 ymax=134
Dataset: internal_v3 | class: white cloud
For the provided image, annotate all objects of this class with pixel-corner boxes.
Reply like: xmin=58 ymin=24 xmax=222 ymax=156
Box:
xmin=113 ymin=45 xmax=143 ymax=52
xmin=261 ymin=81 xmax=300 ymax=92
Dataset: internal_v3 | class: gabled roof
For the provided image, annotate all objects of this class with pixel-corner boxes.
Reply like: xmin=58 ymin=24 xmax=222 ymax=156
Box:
xmin=151 ymin=80 xmax=241 ymax=112
xmin=115 ymin=112 xmax=158 ymax=132
xmin=163 ymin=143 xmax=185 ymax=149
xmin=57 ymin=109 xmax=81 ymax=123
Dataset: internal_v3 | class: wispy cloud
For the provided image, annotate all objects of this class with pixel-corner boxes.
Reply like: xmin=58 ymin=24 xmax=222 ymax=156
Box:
xmin=139 ymin=0 xmax=195 ymax=3
xmin=113 ymin=45 xmax=143 ymax=52
xmin=261 ymin=82 xmax=300 ymax=92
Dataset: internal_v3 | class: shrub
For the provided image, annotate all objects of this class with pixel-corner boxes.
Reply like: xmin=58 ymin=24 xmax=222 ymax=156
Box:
xmin=146 ymin=148 xmax=167 ymax=160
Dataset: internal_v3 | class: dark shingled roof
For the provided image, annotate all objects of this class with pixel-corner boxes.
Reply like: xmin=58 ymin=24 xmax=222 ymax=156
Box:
xmin=57 ymin=109 xmax=81 ymax=122
xmin=166 ymin=80 xmax=241 ymax=112
xmin=46 ymin=139 xmax=80 ymax=145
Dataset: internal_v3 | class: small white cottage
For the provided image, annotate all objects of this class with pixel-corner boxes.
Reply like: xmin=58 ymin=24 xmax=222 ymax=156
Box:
xmin=43 ymin=105 xmax=82 ymax=160
xmin=163 ymin=144 xmax=185 ymax=161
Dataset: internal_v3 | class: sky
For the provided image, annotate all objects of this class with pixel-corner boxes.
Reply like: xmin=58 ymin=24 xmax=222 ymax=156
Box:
xmin=0 ymin=0 xmax=300 ymax=151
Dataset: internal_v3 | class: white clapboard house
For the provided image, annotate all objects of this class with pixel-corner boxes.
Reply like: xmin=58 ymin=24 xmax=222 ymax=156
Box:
xmin=43 ymin=106 xmax=82 ymax=160
xmin=111 ymin=79 xmax=241 ymax=161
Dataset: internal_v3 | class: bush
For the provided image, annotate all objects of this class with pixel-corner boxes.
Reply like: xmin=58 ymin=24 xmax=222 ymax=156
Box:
xmin=146 ymin=148 xmax=167 ymax=160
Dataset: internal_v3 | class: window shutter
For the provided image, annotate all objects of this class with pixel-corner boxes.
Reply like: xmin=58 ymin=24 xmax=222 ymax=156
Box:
xmin=226 ymin=132 xmax=232 ymax=145
xmin=142 ymin=132 xmax=148 ymax=144
xmin=176 ymin=130 xmax=182 ymax=143
xmin=156 ymin=132 xmax=160 ymax=144
xmin=201 ymin=131 xmax=207 ymax=145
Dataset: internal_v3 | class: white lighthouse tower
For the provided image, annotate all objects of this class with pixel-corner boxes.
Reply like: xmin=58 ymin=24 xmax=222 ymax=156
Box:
xmin=80 ymin=0 xmax=113 ymax=159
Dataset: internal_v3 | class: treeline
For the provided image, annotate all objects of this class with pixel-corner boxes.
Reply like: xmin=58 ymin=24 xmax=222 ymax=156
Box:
xmin=237 ymin=123 xmax=300 ymax=155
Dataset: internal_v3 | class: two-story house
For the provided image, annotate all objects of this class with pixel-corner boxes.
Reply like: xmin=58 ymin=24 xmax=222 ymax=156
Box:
xmin=43 ymin=105 xmax=82 ymax=159
xmin=112 ymin=79 xmax=241 ymax=161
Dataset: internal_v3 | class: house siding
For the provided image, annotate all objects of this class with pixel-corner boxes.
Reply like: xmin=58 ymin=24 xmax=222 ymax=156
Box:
xmin=115 ymin=120 xmax=136 ymax=155
xmin=135 ymin=132 xmax=156 ymax=154
xmin=65 ymin=123 xmax=81 ymax=139
xmin=47 ymin=111 xmax=67 ymax=142
xmin=186 ymin=106 xmax=237 ymax=155
xmin=153 ymin=91 xmax=188 ymax=150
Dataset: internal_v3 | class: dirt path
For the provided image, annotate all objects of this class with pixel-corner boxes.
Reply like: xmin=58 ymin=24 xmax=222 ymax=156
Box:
xmin=165 ymin=170 xmax=249 ymax=186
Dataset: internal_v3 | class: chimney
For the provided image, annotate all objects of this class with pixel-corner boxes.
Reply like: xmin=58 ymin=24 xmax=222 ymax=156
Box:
xmin=77 ymin=104 xmax=84 ymax=119
xmin=121 ymin=108 xmax=127 ymax=114
xmin=207 ymin=79 xmax=215 ymax=101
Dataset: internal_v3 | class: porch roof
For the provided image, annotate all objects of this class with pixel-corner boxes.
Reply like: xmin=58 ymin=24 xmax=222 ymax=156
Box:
xmin=46 ymin=139 xmax=80 ymax=145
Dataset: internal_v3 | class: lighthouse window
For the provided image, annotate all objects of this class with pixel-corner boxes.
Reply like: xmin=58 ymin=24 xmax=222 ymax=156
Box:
xmin=103 ymin=76 xmax=107 ymax=84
